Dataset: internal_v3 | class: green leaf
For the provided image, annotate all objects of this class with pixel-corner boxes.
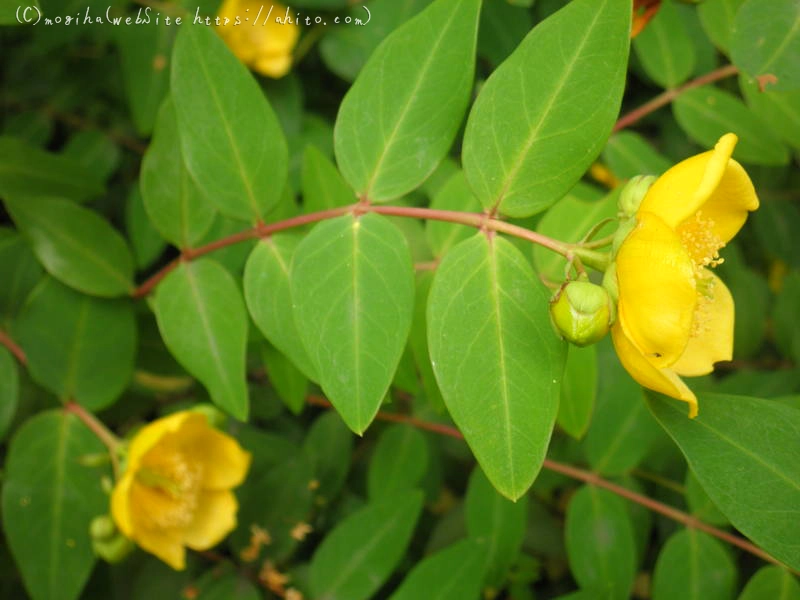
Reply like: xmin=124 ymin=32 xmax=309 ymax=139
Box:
xmin=319 ymin=0 xmax=430 ymax=82
xmin=0 ymin=136 xmax=104 ymax=204
xmin=367 ymin=424 xmax=428 ymax=501
xmin=1 ymin=411 xmax=109 ymax=600
xmin=739 ymin=566 xmax=800 ymax=600
xmin=291 ymin=214 xmax=415 ymax=433
xmin=171 ymin=24 xmax=288 ymax=222
xmin=651 ymin=530 xmax=736 ymax=600
xmin=477 ymin=0 xmax=533 ymax=67
xmin=302 ymin=145 xmax=354 ymax=213
xmin=154 ymin=259 xmax=249 ymax=419
xmin=685 ymin=469 xmax=729 ymax=527
xmin=4 ymin=196 xmax=134 ymax=297
xmin=140 ymin=97 xmax=217 ymax=249
xmin=125 ymin=185 xmax=166 ymax=270
xmin=633 ymin=0 xmax=695 ymax=88
xmin=310 ymin=491 xmax=424 ymax=600
xmin=0 ymin=347 xmax=18 ymax=442
xmin=389 ymin=539 xmax=486 ymax=600
xmin=673 ymin=87 xmax=790 ymax=166
xmin=303 ymin=411 xmax=354 ymax=502
xmin=731 ymin=0 xmax=800 ymax=91
xmin=698 ymin=0 xmax=745 ymax=53
xmin=333 ymin=0 xmax=481 ymax=202
xmin=462 ymin=0 xmax=630 ymax=217
xmin=751 ymin=200 xmax=800 ymax=268
xmin=408 ymin=272 xmax=445 ymax=412
xmin=117 ymin=22 xmax=175 ymax=136
xmin=13 ymin=278 xmax=136 ymax=410
xmin=260 ymin=343 xmax=308 ymax=415
xmin=558 ymin=344 xmax=596 ymax=439
xmin=62 ymin=131 xmax=121 ymax=183
xmin=533 ymin=186 xmax=617 ymax=282
xmin=739 ymin=75 xmax=800 ymax=151
xmin=648 ymin=392 xmax=800 ymax=570
xmin=244 ymin=235 xmax=317 ymax=381
xmin=774 ymin=271 xmax=800 ymax=363
xmin=0 ymin=228 xmax=43 ymax=325
xmin=565 ymin=486 xmax=637 ymax=599
xmin=428 ymin=234 xmax=565 ymax=499
xmin=0 ymin=0 xmax=38 ymax=25
xmin=465 ymin=467 xmax=527 ymax=587
xmin=584 ymin=338 xmax=663 ymax=475
xmin=195 ymin=570 xmax=260 ymax=600
xmin=425 ymin=171 xmax=482 ymax=258
xmin=602 ymin=132 xmax=672 ymax=179
xmin=234 ymin=453 xmax=315 ymax=560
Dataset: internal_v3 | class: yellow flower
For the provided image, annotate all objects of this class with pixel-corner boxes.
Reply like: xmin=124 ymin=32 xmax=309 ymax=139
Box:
xmin=611 ymin=133 xmax=759 ymax=417
xmin=111 ymin=411 xmax=251 ymax=570
xmin=216 ymin=0 xmax=299 ymax=78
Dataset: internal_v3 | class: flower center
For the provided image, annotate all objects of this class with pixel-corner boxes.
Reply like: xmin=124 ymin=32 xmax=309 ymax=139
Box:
xmin=678 ymin=210 xmax=725 ymax=270
xmin=690 ymin=274 xmax=716 ymax=338
xmin=136 ymin=452 xmax=203 ymax=529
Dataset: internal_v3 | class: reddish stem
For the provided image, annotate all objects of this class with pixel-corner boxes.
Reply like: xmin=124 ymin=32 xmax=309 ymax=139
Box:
xmin=64 ymin=400 xmax=121 ymax=478
xmin=614 ymin=64 xmax=739 ymax=132
xmin=0 ymin=329 xmax=27 ymax=366
xmin=132 ymin=204 xmax=570 ymax=299
xmin=305 ymin=395 xmax=795 ymax=574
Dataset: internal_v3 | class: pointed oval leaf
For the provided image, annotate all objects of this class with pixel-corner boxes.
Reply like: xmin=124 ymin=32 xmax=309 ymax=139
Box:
xmin=1 ymin=411 xmax=109 ymax=600
xmin=648 ymin=392 xmax=800 ymax=570
xmin=558 ymin=344 xmax=597 ymax=439
xmin=426 ymin=171 xmax=482 ymax=257
xmin=310 ymin=491 xmax=424 ymax=600
xmin=462 ymin=0 xmax=630 ymax=217
xmin=171 ymin=25 xmax=288 ymax=222
xmin=739 ymin=75 xmax=800 ymax=151
xmin=465 ymin=468 xmax=528 ymax=587
xmin=334 ymin=0 xmax=481 ymax=202
xmin=367 ymin=424 xmax=428 ymax=501
xmin=428 ymin=234 xmax=566 ymax=500
xmin=154 ymin=259 xmax=249 ymax=419
xmin=389 ymin=539 xmax=486 ymax=600
xmin=565 ymin=486 xmax=637 ymax=599
xmin=633 ymin=0 xmax=696 ymax=88
xmin=303 ymin=411 xmax=354 ymax=502
xmin=302 ymin=145 xmax=355 ymax=213
xmin=259 ymin=344 xmax=308 ymax=415
xmin=291 ymin=213 xmax=415 ymax=434
xmin=739 ymin=566 xmax=800 ymax=600
xmin=0 ymin=228 xmax=43 ymax=322
xmin=585 ymin=339 xmax=663 ymax=475
xmin=731 ymin=0 xmax=800 ymax=91
xmin=5 ymin=195 xmax=134 ymax=297
xmin=698 ymin=0 xmax=745 ymax=53
xmin=140 ymin=97 xmax=217 ymax=249
xmin=0 ymin=347 xmax=18 ymax=442
xmin=602 ymin=132 xmax=672 ymax=179
xmin=13 ymin=278 xmax=136 ymax=410
xmin=673 ymin=87 xmax=789 ymax=166
xmin=652 ymin=530 xmax=736 ymax=600
xmin=0 ymin=136 xmax=104 ymax=204
xmin=244 ymin=235 xmax=318 ymax=381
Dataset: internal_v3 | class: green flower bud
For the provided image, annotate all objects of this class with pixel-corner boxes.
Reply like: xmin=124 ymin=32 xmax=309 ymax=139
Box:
xmin=549 ymin=280 xmax=613 ymax=347
xmin=190 ymin=403 xmax=227 ymax=429
xmin=90 ymin=515 xmax=116 ymax=541
xmin=618 ymin=175 xmax=657 ymax=217
xmin=92 ymin=535 xmax=134 ymax=564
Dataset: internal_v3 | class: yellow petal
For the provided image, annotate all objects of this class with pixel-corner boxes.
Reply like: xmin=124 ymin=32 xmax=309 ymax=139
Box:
xmin=110 ymin=473 xmax=135 ymax=538
xmin=133 ymin=525 xmax=186 ymax=571
xmin=177 ymin=419 xmax=252 ymax=490
xmin=254 ymin=55 xmax=292 ymax=78
xmin=182 ymin=490 xmax=238 ymax=551
xmin=672 ymin=271 xmax=734 ymax=376
xmin=611 ymin=323 xmax=698 ymax=418
xmin=616 ymin=211 xmax=697 ymax=368
xmin=125 ymin=411 xmax=197 ymax=473
xmin=640 ymin=134 xmax=758 ymax=248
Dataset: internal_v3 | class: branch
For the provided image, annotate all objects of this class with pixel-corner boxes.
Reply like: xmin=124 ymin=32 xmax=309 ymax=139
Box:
xmin=614 ymin=64 xmax=739 ymax=132
xmin=0 ymin=329 xmax=27 ymax=366
xmin=132 ymin=204 xmax=572 ymax=299
xmin=64 ymin=400 xmax=122 ymax=478
xmin=305 ymin=395 xmax=795 ymax=574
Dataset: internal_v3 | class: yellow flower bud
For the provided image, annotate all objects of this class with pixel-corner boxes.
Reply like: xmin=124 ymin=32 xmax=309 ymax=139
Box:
xmin=549 ymin=280 xmax=613 ymax=347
